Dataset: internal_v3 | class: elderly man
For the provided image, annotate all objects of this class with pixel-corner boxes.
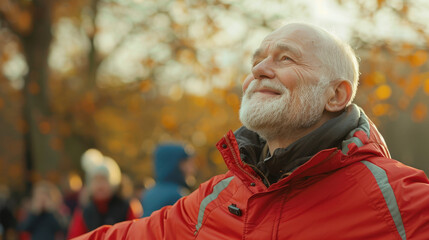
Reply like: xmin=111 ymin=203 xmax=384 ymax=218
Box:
xmin=74 ymin=23 xmax=429 ymax=239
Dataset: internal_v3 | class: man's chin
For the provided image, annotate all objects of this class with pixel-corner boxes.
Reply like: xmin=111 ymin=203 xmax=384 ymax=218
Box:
xmin=246 ymin=125 xmax=280 ymax=140
xmin=240 ymin=119 xmax=276 ymax=136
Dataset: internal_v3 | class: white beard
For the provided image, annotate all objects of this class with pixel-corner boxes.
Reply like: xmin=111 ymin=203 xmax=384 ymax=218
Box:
xmin=239 ymin=79 xmax=328 ymax=141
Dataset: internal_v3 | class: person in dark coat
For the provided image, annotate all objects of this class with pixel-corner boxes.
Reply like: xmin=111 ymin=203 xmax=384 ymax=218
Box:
xmin=0 ymin=185 xmax=17 ymax=240
xmin=19 ymin=181 xmax=67 ymax=240
xmin=141 ymin=143 xmax=194 ymax=217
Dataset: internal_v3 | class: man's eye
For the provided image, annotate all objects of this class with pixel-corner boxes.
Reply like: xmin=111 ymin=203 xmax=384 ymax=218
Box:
xmin=280 ymin=56 xmax=292 ymax=61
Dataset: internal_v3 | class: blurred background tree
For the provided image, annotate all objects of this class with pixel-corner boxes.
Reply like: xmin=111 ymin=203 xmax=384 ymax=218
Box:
xmin=0 ymin=0 xmax=428 ymax=196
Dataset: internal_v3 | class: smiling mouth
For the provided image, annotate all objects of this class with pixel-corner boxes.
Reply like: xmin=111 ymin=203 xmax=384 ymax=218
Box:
xmin=254 ymin=88 xmax=281 ymax=95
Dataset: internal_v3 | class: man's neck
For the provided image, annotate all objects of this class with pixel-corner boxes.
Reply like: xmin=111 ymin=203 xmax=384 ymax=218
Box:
xmin=266 ymin=111 xmax=339 ymax=155
xmin=267 ymin=128 xmax=316 ymax=155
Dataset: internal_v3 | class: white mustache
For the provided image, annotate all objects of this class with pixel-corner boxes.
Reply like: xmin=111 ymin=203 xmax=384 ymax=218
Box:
xmin=246 ymin=79 xmax=286 ymax=96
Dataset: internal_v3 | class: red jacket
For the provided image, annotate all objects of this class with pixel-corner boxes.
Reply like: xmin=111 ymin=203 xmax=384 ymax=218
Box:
xmin=73 ymin=111 xmax=429 ymax=239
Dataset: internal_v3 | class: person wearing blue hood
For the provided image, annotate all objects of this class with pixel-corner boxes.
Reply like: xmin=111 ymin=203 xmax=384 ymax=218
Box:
xmin=141 ymin=143 xmax=194 ymax=217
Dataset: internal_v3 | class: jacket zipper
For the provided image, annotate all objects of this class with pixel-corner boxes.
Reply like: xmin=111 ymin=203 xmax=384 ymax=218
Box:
xmin=224 ymin=135 xmax=257 ymax=181
xmin=245 ymin=145 xmax=271 ymax=187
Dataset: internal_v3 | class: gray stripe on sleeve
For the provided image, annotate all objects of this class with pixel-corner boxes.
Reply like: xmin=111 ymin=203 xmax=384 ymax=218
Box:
xmin=361 ymin=161 xmax=406 ymax=240
xmin=195 ymin=176 xmax=235 ymax=232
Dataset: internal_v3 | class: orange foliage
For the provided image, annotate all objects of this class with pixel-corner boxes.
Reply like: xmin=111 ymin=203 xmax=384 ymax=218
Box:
xmin=412 ymin=103 xmax=427 ymax=122
xmin=225 ymin=93 xmax=240 ymax=112
xmin=375 ymin=84 xmax=392 ymax=100
xmin=398 ymin=96 xmax=410 ymax=110
xmin=28 ymin=81 xmax=40 ymax=95
xmin=405 ymin=74 xmax=422 ymax=97
xmin=191 ymin=96 xmax=207 ymax=107
xmin=363 ymin=71 xmax=386 ymax=87
xmin=8 ymin=164 xmax=23 ymax=181
xmin=372 ymin=103 xmax=390 ymax=116
xmin=50 ymin=137 xmax=63 ymax=151
xmin=46 ymin=171 xmax=61 ymax=184
xmin=410 ymin=50 xmax=428 ymax=67
xmin=80 ymin=92 xmax=96 ymax=113
xmin=424 ymin=79 xmax=429 ymax=95
xmin=0 ymin=0 xmax=33 ymax=34
xmin=161 ymin=114 xmax=178 ymax=131
xmin=139 ymin=80 xmax=153 ymax=93
xmin=377 ymin=0 xmax=385 ymax=9
xmin=39 ymin=121 xmax=51 ymax=135
xmin=107 ymin=139 xmax=123 ymax=154
xmin=15 ymin=119 xmax=28 ymax=134
xmin=177 ymin=49 xmax=196 ymax=65
xmin=59 ymin=123 xmax=72 ymax=137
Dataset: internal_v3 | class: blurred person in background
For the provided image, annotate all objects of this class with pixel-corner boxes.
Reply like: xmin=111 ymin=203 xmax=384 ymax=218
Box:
xmin=19 ymin=181 xmax=68 ymax=240
xmin=0 ymin=185 xmax=17 ymax=240
xmin=119 ymin=174 xmax=143 ymax=218
xmin=67 ymin=149 xmax=137 ymax=239
xmin=61 ymin=173 xmax=84 ymax=217
xmin=140 ymin=143 xmax=195 ymax=217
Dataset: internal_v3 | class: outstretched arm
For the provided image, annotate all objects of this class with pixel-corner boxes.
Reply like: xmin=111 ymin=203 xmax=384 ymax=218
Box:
xmin=71 ymin=174 xmax=229 ymax=240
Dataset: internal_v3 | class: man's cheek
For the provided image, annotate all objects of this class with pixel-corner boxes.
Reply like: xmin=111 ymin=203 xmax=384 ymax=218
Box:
xmin=242 ymin=75 xmax=254 ymax=93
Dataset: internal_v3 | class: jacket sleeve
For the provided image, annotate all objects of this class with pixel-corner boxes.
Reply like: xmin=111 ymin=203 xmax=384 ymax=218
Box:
xmin=71 ymin=174 xmax=229 ymax=240
xmin=377 ymin=157 xmax=429 ymax=239
xmin=393 ymin=166 xmax=429 ymax=238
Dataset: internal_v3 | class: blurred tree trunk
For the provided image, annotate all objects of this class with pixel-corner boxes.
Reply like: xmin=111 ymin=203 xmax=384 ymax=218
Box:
xmin=88 ymin=0 xmax=101 ymax=89
xmin=71 ymin=0 xmax=101 ymax=153
xmin=20 ymin=0 xmax=58 ymax=192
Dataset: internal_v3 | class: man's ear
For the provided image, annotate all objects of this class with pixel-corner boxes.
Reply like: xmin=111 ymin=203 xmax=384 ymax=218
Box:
xmin=325 ymin=80 xmax=352 ymax=112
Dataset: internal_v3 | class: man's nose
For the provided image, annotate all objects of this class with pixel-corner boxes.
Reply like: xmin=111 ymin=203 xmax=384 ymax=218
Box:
xmin=252 ymin=58 xmax=275 ymax=80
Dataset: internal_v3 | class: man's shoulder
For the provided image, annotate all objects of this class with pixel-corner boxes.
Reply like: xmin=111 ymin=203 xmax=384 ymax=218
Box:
xmin=347 ymin=156 xmax=429 ymax=192
xmin=362 ymin=156 xmax=427 ymax=178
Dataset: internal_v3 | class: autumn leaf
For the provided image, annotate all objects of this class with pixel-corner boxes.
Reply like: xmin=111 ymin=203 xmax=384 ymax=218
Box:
xmin=410 ymin=50 xmax=428 ymax=67
xmin=375 ymin=84 xmax=392 ymax=100
xmin=372 ymin=103 xmax=390 ymax=116
xmin=424 ymin=79 xmax=429 ymax=95
xmin=412 ymin=103 xmax=427 ymax=122
xmin=39 ymin=121 xmax=51 ymax=135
